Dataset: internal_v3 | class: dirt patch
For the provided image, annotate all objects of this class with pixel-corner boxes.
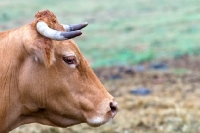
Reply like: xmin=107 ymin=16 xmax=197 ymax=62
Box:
xmin=167 ymin=55 xmax=200 ymax=72
xmin=11 ymin=56 xmax=200 ymax=133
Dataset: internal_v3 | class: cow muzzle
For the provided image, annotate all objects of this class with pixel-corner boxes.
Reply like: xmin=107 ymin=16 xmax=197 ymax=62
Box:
xmin=86 ymin=99 xmax=118 ymax=127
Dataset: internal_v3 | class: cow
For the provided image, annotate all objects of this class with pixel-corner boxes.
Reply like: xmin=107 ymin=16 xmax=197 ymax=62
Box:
xmin=0 ymin=10 xmax=118 ymax=133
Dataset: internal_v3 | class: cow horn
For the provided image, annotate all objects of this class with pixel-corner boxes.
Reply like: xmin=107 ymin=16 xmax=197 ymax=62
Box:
xmin=62 ymin=22 xmax=88 ymax=32
xmin=36 ymin=21 xmax=82 ymax=40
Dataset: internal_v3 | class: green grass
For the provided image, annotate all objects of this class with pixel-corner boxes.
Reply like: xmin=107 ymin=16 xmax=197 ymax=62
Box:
xmin=1 ymin=0 xmax=200 ymax=67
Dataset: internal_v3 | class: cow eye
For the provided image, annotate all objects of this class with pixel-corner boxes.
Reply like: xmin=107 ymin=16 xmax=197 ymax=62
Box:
xmin=63 ymin=56 xmax=77 ymax=65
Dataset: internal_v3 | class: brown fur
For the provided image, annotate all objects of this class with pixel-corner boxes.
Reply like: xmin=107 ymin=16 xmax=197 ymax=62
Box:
xmin=32 ymin=10 xmax=65 ymax=31
xmin=0 ymin=10 xmax=117 ymax=133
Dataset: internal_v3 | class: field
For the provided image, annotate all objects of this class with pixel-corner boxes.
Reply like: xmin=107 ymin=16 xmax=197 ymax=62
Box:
xmin=1 ymin=0 xmax=200 ymax=133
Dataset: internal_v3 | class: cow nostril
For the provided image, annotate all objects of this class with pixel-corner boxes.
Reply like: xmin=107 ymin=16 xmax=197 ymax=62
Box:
xmin=110 ymin=102 xmax=118 ymax=114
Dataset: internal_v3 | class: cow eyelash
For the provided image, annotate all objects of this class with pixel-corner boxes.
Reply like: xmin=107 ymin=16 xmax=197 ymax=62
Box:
xmin=63 ymin=56 xmax=77 ymax=65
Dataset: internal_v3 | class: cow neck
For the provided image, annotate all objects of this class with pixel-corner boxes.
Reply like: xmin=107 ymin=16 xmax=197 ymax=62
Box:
xmin=0 ymin=27 xmax=25 ymax=133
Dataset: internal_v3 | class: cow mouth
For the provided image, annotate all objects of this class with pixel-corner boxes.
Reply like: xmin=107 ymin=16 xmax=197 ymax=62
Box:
xmin=87 ymin=116 xmax=112 ymax=127
xmin=86 ymin=110 xmax=116 ymax=127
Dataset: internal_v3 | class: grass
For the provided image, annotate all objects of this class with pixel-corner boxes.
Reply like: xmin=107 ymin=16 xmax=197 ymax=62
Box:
xmin=1 ymin=0 xmax=200 ymax=67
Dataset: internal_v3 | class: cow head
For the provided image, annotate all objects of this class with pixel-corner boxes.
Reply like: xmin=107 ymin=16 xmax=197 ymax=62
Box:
xmin=18 ymin=10 xmax=117 ymax=127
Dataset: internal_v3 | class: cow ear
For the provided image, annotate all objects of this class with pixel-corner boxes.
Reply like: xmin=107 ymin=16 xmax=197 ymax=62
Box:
xmin=28 ymin=38 xmax=55 ymax=67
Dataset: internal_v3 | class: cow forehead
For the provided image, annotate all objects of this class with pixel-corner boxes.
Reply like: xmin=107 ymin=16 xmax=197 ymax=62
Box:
xmin=54 ymin=39 xmax=81 ymax=55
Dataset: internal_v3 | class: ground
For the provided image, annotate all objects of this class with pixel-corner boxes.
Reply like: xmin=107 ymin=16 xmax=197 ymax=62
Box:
xmin=10 ymin=55 xmax=200 ymax=133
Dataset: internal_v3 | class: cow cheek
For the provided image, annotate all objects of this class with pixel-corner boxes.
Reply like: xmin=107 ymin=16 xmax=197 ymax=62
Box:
xmin=44 ymin=81 xmax=82 ymax=116
xmin=46 ymin=94 xmax=79 ymax=116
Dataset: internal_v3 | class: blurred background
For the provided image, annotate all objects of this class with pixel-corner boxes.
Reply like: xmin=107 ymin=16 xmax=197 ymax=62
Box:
xmin=1 ymin=0 xmax=200 ymax=133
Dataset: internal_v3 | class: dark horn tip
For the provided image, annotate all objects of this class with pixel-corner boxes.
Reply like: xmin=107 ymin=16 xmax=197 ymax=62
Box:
xmin=84 ymin=22 xmax=88 ymax=25
xmin=61 ymin=30 xmax=82 ymax=39
xmin=77 ymin=30 xmax=82 ymax=36
xmin=79 ymin=22 xmax=88 ymax=29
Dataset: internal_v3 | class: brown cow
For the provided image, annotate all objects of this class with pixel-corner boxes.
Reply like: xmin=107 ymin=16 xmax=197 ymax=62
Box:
xmin=0 ymin=10 xmax=117 ymax=133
